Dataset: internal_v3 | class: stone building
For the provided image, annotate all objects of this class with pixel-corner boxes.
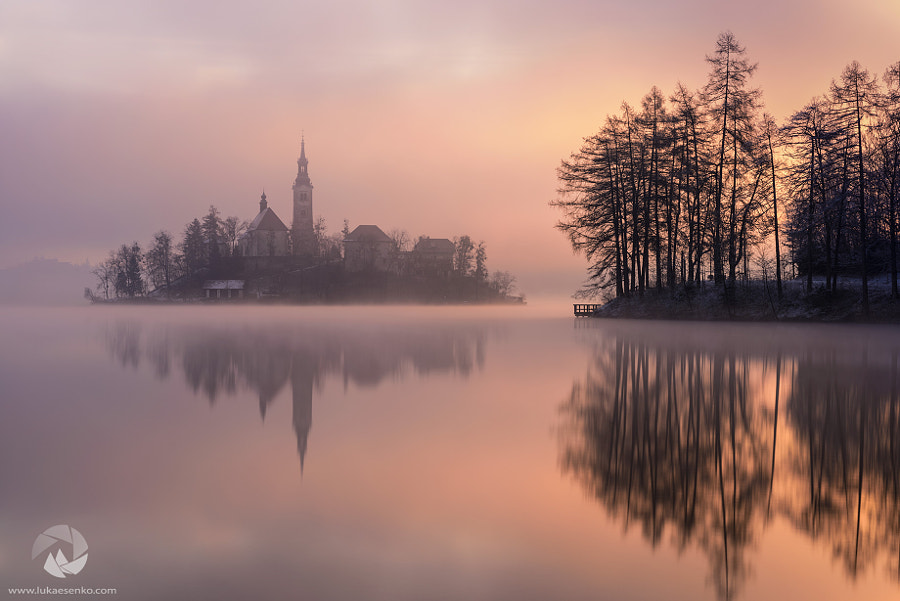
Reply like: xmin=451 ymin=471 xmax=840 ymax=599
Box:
xmin=411 ymin=237 xmax=455 ymax=277
xmin=343 ymin=225 xmax=393 ymax=272
xmin=238 ymin=192 xmax=291 ymax=257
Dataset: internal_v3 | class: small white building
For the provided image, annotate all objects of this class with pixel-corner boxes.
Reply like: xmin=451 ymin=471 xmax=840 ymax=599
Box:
xmin=202 ymin=280 xmax=245 ymax=299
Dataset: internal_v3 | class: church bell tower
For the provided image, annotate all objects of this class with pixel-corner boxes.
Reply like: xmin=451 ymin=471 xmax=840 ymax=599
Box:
xmin=291 ymin=136 xmax=315 ymax=256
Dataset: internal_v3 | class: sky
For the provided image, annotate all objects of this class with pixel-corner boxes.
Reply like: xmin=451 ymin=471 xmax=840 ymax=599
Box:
xmin=1 ymin=0 xmax=899 ymax=297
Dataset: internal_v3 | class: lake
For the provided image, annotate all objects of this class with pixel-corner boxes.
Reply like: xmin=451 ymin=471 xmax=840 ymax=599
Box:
xmin=1 ymin=304 xmax=899 ymax=600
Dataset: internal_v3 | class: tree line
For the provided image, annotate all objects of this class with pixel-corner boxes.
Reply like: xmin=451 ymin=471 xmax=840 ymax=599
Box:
xmin=92 ymin=205 xmax=245 ymax=299
xmin=554 ymin=31 xmax=900 ymax=313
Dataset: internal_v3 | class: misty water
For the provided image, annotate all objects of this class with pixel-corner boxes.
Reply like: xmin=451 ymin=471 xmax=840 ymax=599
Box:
xmin=2 ymin=305 xmax=900 ymax=601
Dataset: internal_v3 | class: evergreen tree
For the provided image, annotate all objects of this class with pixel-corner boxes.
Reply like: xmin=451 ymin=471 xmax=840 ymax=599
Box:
xmin=181 ymin=218 xmax=205 ymax=276
xmin=201 ymin=205 xmax=223 ymax=265
xmin=474 ymin=242 xmax=487 ymax=281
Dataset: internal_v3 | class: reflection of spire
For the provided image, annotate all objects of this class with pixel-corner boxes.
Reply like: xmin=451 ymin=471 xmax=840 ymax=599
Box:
xmin=291 ymin=354 xmax=314 ymax=474
xmin=258 ymin=391 xmax=274 ymax=420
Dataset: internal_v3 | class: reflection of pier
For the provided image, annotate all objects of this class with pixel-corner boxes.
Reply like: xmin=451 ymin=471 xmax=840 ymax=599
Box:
xmin=104 ymin=320 xmax=486 ymax=474
xmin=560 ymin=324 xmax=900 ymax=600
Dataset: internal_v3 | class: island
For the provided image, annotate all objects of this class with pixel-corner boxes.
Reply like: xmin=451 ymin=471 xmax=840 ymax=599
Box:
xmin=86 ymin=139 xmax=521 ymax=305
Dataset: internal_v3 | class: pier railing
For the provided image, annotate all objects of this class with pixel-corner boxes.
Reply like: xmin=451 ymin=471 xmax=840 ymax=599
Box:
xmin=573 ymin=303 xmax=603 ymax=316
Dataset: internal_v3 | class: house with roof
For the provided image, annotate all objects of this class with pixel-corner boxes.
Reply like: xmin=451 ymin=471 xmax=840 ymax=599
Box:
xmin=411 ymin=237 xmax=455 ymax=277
xmin=238 ymin=192 xmax=291 ymax=257
xmin=343 ymin=225 xmax=393 ymax=272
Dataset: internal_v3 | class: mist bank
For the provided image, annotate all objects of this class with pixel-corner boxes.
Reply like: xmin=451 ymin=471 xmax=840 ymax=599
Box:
xmin=0 ymin=258 xmax=94 ymax=306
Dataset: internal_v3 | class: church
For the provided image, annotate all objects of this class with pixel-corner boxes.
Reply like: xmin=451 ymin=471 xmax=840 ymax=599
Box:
xmin=238 ymin=137 xmax=315 ymax=259
xmin=235 ymin=137 xmax=457 ymax=277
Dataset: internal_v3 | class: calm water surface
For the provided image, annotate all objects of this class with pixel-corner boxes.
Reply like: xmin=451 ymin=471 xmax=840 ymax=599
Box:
xmin=1 ymin=305 xmax=899 ymax=600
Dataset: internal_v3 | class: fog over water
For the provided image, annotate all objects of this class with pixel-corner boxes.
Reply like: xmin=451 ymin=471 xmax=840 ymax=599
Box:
xmin=1 ymin=305 xmax=899 ymax=600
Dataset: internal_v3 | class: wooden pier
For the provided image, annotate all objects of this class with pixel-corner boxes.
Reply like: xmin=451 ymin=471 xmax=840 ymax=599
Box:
xmin=573 ymin=303 xmax=603 ymax=317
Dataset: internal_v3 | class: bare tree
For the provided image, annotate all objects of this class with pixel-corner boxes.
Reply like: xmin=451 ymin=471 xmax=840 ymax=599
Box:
xmin=490 ymin=270 xmax=516 ymax=297
xmin=453 ymin=235 xmax=475 ymax=275
xmin=703 ymin=31 xmax=761 ymax=288
xmin=878 ymin=61 xmax=900 ymax=299
xmin=114 ymin=242 xmax=145 ymax=298
xmin=762 ymin=114 xmax=784 ymax=298
xmin=92 ymin=252 xmax=117 ymax=300
xmin=221 ymin=216 xmax=247 ymax=256
xmin=388 ymin=228 xmax=411 ymax=253
xmin=830 ymin=61 xmax=881 ymax=314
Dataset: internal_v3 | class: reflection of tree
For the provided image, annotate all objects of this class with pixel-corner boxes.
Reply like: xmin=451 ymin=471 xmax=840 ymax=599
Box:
xmin=561 ymin=327 xmax=900 ymax=598
xmin=561 ymin=339 xmax=771 ymax=599
xmin=785 ymin=351 xmax=900 ymax=581
xmin=104 ymin=321 xmax=487 ymax=472
xmin=104 ymin=322 xmax=142 ymax=369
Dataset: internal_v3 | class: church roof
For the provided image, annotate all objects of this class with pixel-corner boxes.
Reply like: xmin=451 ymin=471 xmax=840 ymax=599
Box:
xmin=247 ymin=207 xmax=288 ymax=232
xmin=344 ymin=225 xmax=392 ymax=243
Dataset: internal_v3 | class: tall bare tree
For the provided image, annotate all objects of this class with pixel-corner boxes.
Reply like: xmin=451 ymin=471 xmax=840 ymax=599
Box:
xmin=221 ymin=216 xmax=247 ymax=257
xmin=703 ymin=32 xmax=761 ymax=289
xmin=878 ymin=62 xmax=900 ymax=299
xmin=830 ymin=62 xmax=881 ymax=313
xmin=762 ymin=114 xmax=783 ymax=298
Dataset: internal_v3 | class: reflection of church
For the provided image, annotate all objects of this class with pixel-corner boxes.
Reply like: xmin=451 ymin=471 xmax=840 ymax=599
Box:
xmin=241 ymin=346 xmax=337 ymax=473
xmin=290 ymin=356 xmax=314 ymax=472
xmin=105 ymin=322 xmax=485 ymax=474
xmin=248 ymin=349 xmax=325 ymax=473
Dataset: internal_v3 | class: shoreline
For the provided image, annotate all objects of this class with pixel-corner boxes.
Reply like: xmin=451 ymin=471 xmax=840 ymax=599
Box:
xmin=578 ymin=280 xmax=900 ymax=325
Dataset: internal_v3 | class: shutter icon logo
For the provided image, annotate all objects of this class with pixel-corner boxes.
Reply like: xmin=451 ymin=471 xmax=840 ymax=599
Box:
xmin=32 ymin=525 xmax=89 ymax=578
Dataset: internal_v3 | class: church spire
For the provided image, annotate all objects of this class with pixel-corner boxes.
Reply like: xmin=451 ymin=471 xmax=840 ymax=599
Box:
xmin=292 ymin=134 xmax=315 ymax=256
xmin=259 ymin=190 xmax=267 ymax=213
xmin=295 ymin=135 xmax=310 ymax=186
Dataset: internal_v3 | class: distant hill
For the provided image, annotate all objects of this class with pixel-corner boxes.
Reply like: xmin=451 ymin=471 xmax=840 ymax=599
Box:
xmin=0 ymin=259 xmax=94 ymax=306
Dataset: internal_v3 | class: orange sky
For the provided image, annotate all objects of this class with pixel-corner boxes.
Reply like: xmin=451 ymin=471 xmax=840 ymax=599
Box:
xmin=1 ymin=0 xmax=899 ymax=296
